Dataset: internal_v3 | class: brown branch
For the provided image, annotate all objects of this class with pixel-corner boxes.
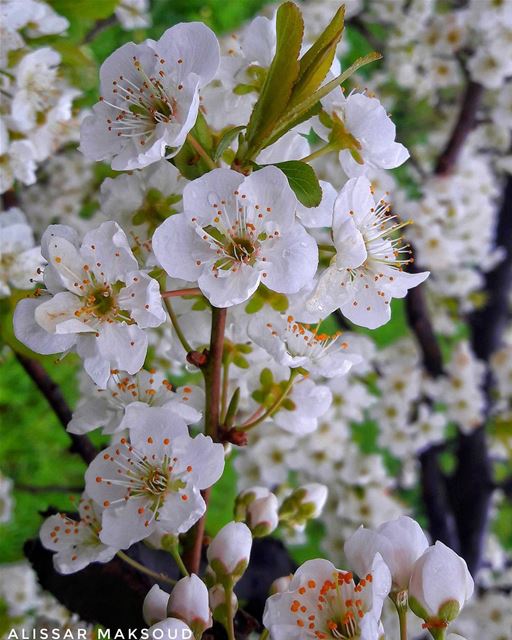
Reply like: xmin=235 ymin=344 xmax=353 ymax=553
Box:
xmin=403 ymin=78 xmax=490 ymax=571
xmin=404 ymin=263 xmax=443 ymax=378
xmin=203 ymin=306 xmax=228 ymax=442
xmin=346 ymin=16 xmax=383 ymax=53
xmin=419 ymin=445 xmax=459 ymax=551
xmin=183 ymin=306 xmax=227 ymax=575
xmin=448 ymin=175 xmax=512 ymax=574
xmin=83 ymin=15 xmax=117 ymax=44
xmin=434 ymin=81 xmax=483 ymax=176
xmin=15 ymin=352 xmax=97 ymax=465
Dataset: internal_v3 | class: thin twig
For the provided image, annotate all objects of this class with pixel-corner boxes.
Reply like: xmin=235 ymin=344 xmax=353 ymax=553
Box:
xmin=117 ymin=551 xmax=177 ymax=587
xmin=187 ymin=133 xmax=217 ymax=170
xmin=347 ymin=16 xmax=383 ymax=52
xmin=164 ymin=298 xmax=193 ymax=354
xmin=83 ymin=15 xmax=117 ymax=44
xmin=14 ymin=352 xmax=97 ymax=465
xmin=161 ymin=288 xmax=202 ymax=299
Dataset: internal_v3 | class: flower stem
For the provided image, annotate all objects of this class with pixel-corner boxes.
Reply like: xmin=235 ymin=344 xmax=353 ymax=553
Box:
xmin=259 ymin=630 xmax=269 ymax=640
xmin=391 ymin=593 xmax=409 ymax=640
xmin=237 ymin=369 xmax=301 ymax=431
xmin=300 ymin=143 xmax=334 ymax=164
xmin=187 ymin=133 xmax=217 ymax=170
xmin=164 ymin=297 xmax=193 ymax=354
xmin=161 ymin=287 xmax=202 ymax=298
xmin=117 ymin=551 xmax=176 ymax=586
xmin=397 ymin=606 xmax=408 ymax=640
xmin=170 ymin=545 xmax=190 ymax=578
xmin=224 ymin=582 xmax=236 ymax=640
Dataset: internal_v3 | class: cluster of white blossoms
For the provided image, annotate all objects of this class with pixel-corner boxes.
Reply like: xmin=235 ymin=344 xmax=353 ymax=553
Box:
xmin=263 ymin=516 xmax=475 ymax=640
xmin=395 ymin=144 xmax=503 ymax=335
xmin=18 ymin=150 xmax=98 ymax=236
xmin=0 ymin=561 xmax=94 ymax=638
xmin=361 ymin=0 xmax=512 ymax=97
xmin=0 ymin=0 xmax=79 ymax=193
xmin=2 ymin=0 xmax=512 ymax=638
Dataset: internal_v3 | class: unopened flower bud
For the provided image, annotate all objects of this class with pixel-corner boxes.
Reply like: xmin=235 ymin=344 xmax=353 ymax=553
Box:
xmin=279 ymin=483 xmax=328 ymax=528
xmin=345 ymin=516 xmax=429 ymax=592
xmin=247 ymin=493 xmax=279 ymax=537
xmin=207 ymin=521 xmax=252 ymax=583
xmin=148 ymin=618 xmax=193 ymax=640
xmin=143 ymin=584 xmax=170 ymax=626
xmin=234 ymin=486 xmax=271 ymax=521
xmin=409 ymin=541 xmax=474 ymax=627
xmin=270 ymin=575 xmax=292 ymax=595
xmin=167 ymin=574 xmax=212 ymax=637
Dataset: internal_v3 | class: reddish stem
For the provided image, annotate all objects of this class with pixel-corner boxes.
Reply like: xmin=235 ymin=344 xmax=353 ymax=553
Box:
xmin=161 ymin=288 xmax=202 ymax=299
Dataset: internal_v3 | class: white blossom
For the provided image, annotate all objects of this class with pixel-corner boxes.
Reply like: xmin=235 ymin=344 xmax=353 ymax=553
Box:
xmin=80 ymin=23 xmax=220 ymax=170
xmin=153 ymin=167 xmax=318 ymax=307
xmin=85 ymin=409 xmax=224 ymax=548
xmin=263 ymin=555 xmax=391 ymax=640
xmin=40 ymin=494 xmax=118 ymax=574
xmin=308 ymin=176 xmax=429 ymax=328
xmin=14 ymin=221 xmax=166 ymax=388
xmin=0 ymin=207 xmax=43 ymax=297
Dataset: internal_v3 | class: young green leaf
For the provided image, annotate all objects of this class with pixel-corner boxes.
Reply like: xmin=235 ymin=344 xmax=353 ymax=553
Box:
xmin=289 ymin=5 xmax=345 ymax=108
xmin=270 ymin=160 xmax=322 ymax=208
xmin=244 ymin=1 xmax=304 ymax=158
xmin=263 ymin=50 xmax=382 ymax=149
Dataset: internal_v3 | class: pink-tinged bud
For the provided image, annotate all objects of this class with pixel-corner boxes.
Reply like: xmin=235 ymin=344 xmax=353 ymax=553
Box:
xmin=270 ymin=575 xmax=293 ymax=594
xmin=247 ymin=493 xmax=279 ymax=537
xmin=143 ymin=584 xmax=170 ymax=626
xmin=409 ymin=541 xmax=474 ymax=625
xmin=207 ymin=522 xmax=252 ymax=582
xmin=345 ymin=515 xmax=429 ymax=592
xmin=167 ymin=574 xmax=212 ymax=637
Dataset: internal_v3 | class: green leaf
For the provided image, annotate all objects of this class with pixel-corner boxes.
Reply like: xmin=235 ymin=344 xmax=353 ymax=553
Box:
xmin=289 ymin=5 xmax=345 ymax=108
xmin=213 ymin=126 xmax=245 ymax=161
xmin=270 ymin=161 xmax=322 ymax=208
xmin=244 ymin=1 xmax=304 ymax=157
xmin=49 ymin=0 xmax=118 ymax=20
